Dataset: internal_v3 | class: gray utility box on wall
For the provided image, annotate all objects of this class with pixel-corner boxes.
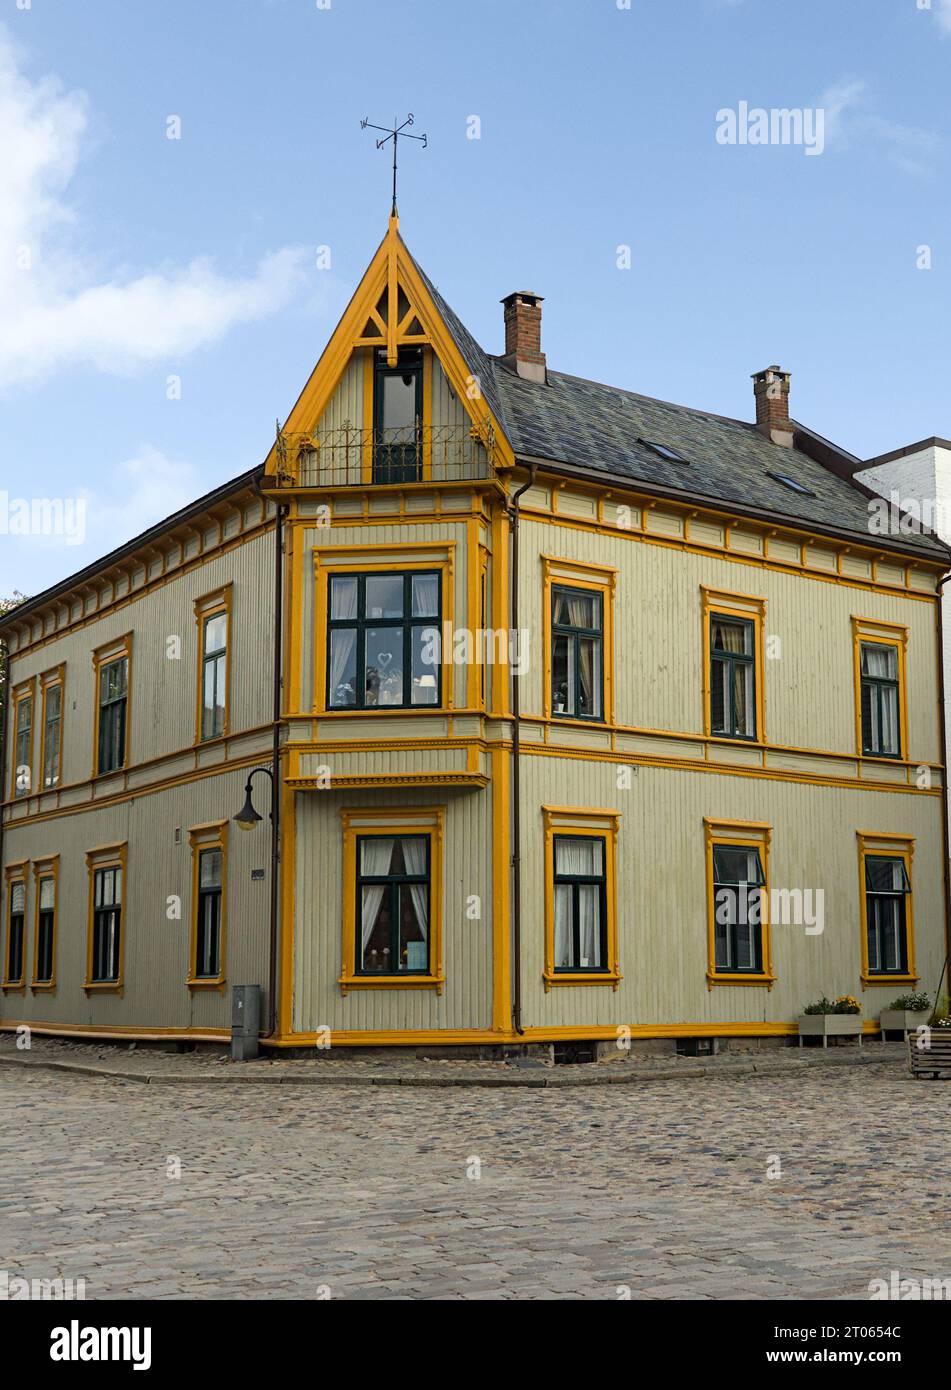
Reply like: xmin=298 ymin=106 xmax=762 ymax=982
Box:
xmin=231 ymin=985 xmax=261 ymax=1062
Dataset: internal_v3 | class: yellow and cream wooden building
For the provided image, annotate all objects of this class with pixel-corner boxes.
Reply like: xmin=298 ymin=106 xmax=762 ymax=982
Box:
xmin=2 ymin=214 xmax=949 ymax=1051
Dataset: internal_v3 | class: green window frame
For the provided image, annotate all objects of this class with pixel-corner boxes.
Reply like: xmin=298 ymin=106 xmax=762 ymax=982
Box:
xmin=712 ymin=843 xmax=766 ymax=974
xmin=5 ymin=881 xmax=25 ymax=985
xmin=860 ymin=642 xmax=901 ymax=758
xmin=97 ymin=657 xmax=128 ymax=774
xmin=864 ymin=855 xmax=910 ymax=976
xmin=551 ymin=584 xmax=604 ymax=721
xmin=710 ymin=613 xmax=756 ymax=740
xmin=13 ymin=694 xmax=33 ymax=798
xmin=35 ymin=876 xmax=55 ymax=985
xmin=552 ymin=833 xmax=608 ymax=973
xmin=327 ymin=570 xmax=441 ymax=710
xmin=373 ymin=347 xmax=423 ymax=484
xmin=42 ymin=684 xmax=62 ymax=789
xmin=91 ymin=865 xmax=122 ymax=984
xmin=195 ymin=848 xmax=223 ymax=979
xmin=200 ymin=611 xmax=228 ymax=741
xmin=355 ymin=833 xmax=431 ymax=977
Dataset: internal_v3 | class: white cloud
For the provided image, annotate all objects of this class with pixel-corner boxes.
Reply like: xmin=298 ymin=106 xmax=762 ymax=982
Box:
xmin=79 ymin=445 xmax=206 ymax=554
xmin=818 ymin=77 xmax=938 ymax=175
xmin=0 ymin=26 xmax=311 ymax=389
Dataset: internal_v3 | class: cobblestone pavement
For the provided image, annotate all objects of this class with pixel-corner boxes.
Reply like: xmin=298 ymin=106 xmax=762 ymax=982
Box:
xmin=1 ymin=1065 xmax=949 ymax=1300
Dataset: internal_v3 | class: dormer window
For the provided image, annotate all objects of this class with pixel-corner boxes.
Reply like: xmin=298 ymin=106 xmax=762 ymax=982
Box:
xmin=374 ymin=348 xmax=423 ymax=484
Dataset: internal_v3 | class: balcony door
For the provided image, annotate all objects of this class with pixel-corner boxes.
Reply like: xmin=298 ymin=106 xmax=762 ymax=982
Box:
xmin=374 ymin=348 xmax=423 ymax=483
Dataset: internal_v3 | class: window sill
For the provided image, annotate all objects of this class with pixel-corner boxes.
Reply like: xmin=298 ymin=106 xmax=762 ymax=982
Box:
xmin=706 ymin=971 xmax=776 ymax=989
xmin=83 ymin=982 xmax=123 ymax=994
xmin=0 ymin=983 xmax=26 ymax=994
xmin=547 ymin=714 xmax=608 ymax=728
xmin=30 ymin=982 xmax=56 ymax=993
xmin=543 ymin=971 xmax=621 ymax=991
xmin=861 ymin=973 xmax=918 ymax=988
xmin=187 ymin=977 xmax=226 ymax=992
xmin=339 ymin=973 xmax=444 ymax=995
xmin=319 ymin=706 xmax=448 ymax=718
xmin=707 ymin=734 xmax=764 ymax=749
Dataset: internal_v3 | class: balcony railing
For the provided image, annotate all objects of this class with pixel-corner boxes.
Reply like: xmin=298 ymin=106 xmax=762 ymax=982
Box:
xmin=277 ymin=423 xmax=496 ymax=488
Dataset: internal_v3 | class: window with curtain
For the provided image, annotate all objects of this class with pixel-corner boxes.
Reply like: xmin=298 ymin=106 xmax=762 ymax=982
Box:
xmin=35 ymin=876 xmax=55 ymax=984
xmin=327 ymin=571 xmax=441 ymax=709
xmin=97 ymin=656 xmax=128 ymax=773
xmin=712 ymin=844 xmax=765 ymax=973
xmin=710 ymin=615 xmax=756 ymax=739
xmin=356 ymin=834 xmax=430 ymax=975
xmin=552 ymin=835 xmax=607 ymax=972
xmin=551 ymin=585 xmax=603 ymax=720
xmin=865 ymin=855 xmax=910 ymax=975
xmin=860 ymin=642 xmax=900 ymax=757
xmin=91 ymin=865 xmax=122 ymax=983
xmin=6 ymin=881 xmax=25 ymax=984
xmin=14 ymin=693 xmax=32 ymax=797
xmin=42 ymin=683 xmax=62 ymax=788
xmin=200 ymin=610 xmax=228 ymax=741
xmin=195 ymin=848 xmax=224 ymax=979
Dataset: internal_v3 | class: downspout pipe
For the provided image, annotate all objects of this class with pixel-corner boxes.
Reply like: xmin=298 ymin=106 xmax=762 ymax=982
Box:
xmin=506 ymin=462 xmax=538 ymax=1037
xmin=257 ymin=486 xmax=286 ymax=1040
xmin=932 ymin=568 xmax=951 ymax=1014
xmin=0 ymin=645 xmax=8 ymax=1028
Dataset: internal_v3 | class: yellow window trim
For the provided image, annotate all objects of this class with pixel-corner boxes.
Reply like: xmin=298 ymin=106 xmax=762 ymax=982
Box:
xmin=187 ymin=821 xmax=228 ymax=990
xmin=193 ymin=585 xmax=233 ymax=744
xmin=2 ymin=861 xmax=29 ymax=991
xmin=30 ymin=855 xmax=59 ymax=991
xmin=91 ymin=633 xmax=133 ymax=779
xmin=39 ymin=664 xmax=65 ymax=793
xmin=84 ymin=843 xmax=128 ymax=993
xmin=542 ymin=805 xmax=621 ymax=989
xmin=704 ymin=817 xmax=775 ymax=988
xmin=541 ymin=555 xmax=616 ymax=724
xmin=851 ymin=617 xmax=909 ymax=762
xmin=313 ymin=542 xmax=455 ymax=717
xmin=339 ymin=806 xmax=445 ymax=993
xmin=701 ymin=587 xmax=767 ymax=744
xmin=856 ymin=831 xmax=917 ymax=987
xmin=9 ymin=677 xmax=36 ymax=800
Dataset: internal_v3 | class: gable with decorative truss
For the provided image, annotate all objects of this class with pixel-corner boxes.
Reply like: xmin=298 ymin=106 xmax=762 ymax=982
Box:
xmin=264 ymin=214 xmax=513 ymax=487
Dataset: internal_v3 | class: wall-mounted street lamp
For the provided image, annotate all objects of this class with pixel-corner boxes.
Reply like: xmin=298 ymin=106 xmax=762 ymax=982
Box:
xmin=234 ymin=766 xmax=274 ymax=831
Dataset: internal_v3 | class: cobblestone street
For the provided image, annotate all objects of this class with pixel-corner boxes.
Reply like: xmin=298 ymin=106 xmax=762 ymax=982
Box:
xmin=2 ymin=1063 xmax=949 ymax=1300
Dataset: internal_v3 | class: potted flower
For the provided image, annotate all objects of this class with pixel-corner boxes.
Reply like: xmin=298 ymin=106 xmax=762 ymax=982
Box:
xmin=879 ymin=991 xmax=931 ymax=1042
xmin=798 ymin=995 xmax=863 ymax=1047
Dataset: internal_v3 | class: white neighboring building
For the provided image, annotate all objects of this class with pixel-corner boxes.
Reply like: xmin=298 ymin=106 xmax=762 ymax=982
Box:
xmin=855 ymin=437 xmax=951 ymax=852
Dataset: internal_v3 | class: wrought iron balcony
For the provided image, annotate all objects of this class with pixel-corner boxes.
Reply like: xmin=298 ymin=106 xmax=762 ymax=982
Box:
xmin=276 ymin=423 xmax=497 ymax=488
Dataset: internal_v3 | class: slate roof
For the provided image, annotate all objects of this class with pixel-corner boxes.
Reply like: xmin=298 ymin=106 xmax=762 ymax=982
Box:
xmin=414 ymin=257 xmax=948 ymax=562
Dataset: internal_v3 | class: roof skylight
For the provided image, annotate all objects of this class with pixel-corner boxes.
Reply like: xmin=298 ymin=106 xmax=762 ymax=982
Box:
xmin=639 ymin=439 xmax=689 ymax=464
xmin=767 ymin=471 xmax=816 ymax=497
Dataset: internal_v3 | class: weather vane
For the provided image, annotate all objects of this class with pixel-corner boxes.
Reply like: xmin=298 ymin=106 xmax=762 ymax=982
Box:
xmin=361 ymin=113 xmax=427 ymax=216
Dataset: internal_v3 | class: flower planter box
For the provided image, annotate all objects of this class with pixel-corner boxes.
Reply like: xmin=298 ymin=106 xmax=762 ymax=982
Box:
xmin=908 ymin=1030 xmax=951 ymax=1079
xmin=798 ymin=1014 xmax=863 ymax=1048
xmin=879 ymin=1009 xmax=931 ymax=1042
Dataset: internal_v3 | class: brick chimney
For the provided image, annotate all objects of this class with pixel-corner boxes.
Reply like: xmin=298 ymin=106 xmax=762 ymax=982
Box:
xmin=752 ymin=365 xmax=793 ymax=447
xmin=501 ymin=291 xmax=546 ymax=383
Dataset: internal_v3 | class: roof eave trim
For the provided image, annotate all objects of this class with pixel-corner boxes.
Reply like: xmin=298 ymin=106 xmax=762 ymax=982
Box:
xmin=0 ymin=465 xmax=266 ymax=632
xmin=512 ymin=452 xmax=951 ymax=567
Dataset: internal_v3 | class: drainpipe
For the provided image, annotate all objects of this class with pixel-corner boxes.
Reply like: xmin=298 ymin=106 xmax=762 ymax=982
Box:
xmin=933 ymin=568 xmax=951 ymax=1013
xmin=257 ymin=487 xmax=286 ymax=1040
xmin=0 ymin=645 xmax=8 ymax=1027
xmin=506 ymin=462 xmax=537 ymax=1036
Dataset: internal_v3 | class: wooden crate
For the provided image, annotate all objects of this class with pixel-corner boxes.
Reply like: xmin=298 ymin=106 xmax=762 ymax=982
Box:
xmin=908 ymin=1031 xmax=951 ymax=1078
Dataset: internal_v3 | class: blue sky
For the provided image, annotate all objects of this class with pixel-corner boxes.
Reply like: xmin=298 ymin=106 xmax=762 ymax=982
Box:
xmin=1 ymin=0 xmax=949 ymax=597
